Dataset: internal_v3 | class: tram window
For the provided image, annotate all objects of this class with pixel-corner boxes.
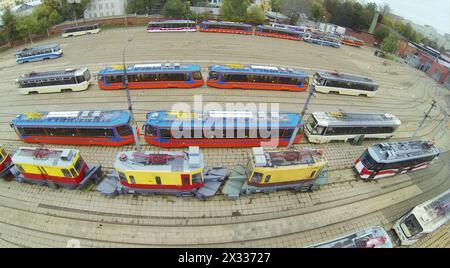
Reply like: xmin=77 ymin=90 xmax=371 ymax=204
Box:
xmin=142 ymin=73 xmax=160 ymax=81
xmin=209 ymin=71 xmax=218 ymax=80
xmin=129 ymin=176 xmax=136 ymax=184
xmin=48 ymin=128 xmax=77 ymax=136
xmin=145 ymin=125 xmax=158 ymax=136
xmin=192 ymin=173 xmax=202 ymax=184
xmin=105 ymin=75 xmax=123 ymax=83
xmin=76 ymin=75 xmax=86 ymax=83
xmin=70 ymin=168 xmax=77 ymax=177
xmin=161 ymin=73 xmax=189 ymax=81
xmin=15 ymin=164 xmax=24 ymax=173
xmin=74 ymin=157 xmax=84 ymax=172
xmin=360 ymin=150 xmax=377 ymax=169
xmin=193 ymin=72 xmax=202 ymax=80
xmin=402 ymin=214 xmax=423 ymax=238
xmin=155 ymin=176 xmax=161 ymax=185
xmin=19 ymin=127 xmax=47 ymax=136
xmin=264 ymin=175 xmax=271 ymax=183
xmin=281 ymin=128 xmax=295 ymax=138
xmin=118 ymin=172 xmax=127 ymax=183
xmin=251 ymin=172 xmax=263 ymax=183
xmin=62 ymin=169 xmax=72 ymax=178
xmin=159 ymin=128 xmax=172 ymax=139
xmin=116 ymin=125 xmax=133 ymax=136
xmin=223 ymin=74 xmax=248 ymax=82
xmin=310 ymin=170 xmax=316 ymax=178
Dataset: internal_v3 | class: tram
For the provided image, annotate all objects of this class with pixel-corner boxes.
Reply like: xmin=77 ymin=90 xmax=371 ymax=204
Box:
xmin=303 ymin=32 xmax=341 ymax=48
xmin=270 ymin=23 xmax=307 ymax=33
xmin=10 ymin=110 xmax=136 ymax=146
xmin=304 ymin=111 xmax=401 ymax=143
xmin=207 ymin=64 xmax=309 ymax=91
xmin=15 ymin=44 xmax=62 ymax=63
xmin=16 ymin=68 xmax=92 ymax=94
xmin=340 ymin=35 xmax=364 ymax=47
xmin=9 ymin=147 xmax=102 ymax=189
xmin=313 ymin=71 xmax=379 ymax=97
xmin=147 ymin=20 xmax=197 ymax=32
xmin=97 ymin=63 xmax=204 ymax=90
xmin=199 ymin=21 xmax=253 ymax=35
xmin=393 ymin=189 xmax=450 ymax=246
xmin=144 ymin=110 xmax=303 ymax=148
xmin=222 ymin=147 xmax=328 ymax=198
xmin=62 ymin=24 xmax=101 ymax=38
xmin=308 ymin=226 xmax=393 ymax=248
xmin=0 ymin=145 xmax=12 ymax=177
xmin=255 ymin=25 xmax=303 ymax=41
xmin=354 ymin=140 xmax=440 ymax=180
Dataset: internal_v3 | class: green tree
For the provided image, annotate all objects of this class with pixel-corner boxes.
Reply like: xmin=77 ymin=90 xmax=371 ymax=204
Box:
xmin=33 ymin=3 xmax=63 ymax=35
xmin=310 ymin=2 xmax=326 ymax=22
xmin=246 ymin=5 xmax=265 ymax=25
xmin=162 ymin=0 xmax=189 ymax=18
xmin=43 ymin=0 xmax=91 ymax=20
xmin=401 ymin=23 xmax=413 ymax=40
xmin=374 ymin=26 xmax=390 ymax=42
xmin=381 ymin=33 xmax=399 ymax=53
xmin=271 ymin=0 xmax=283 ymax=12
xmin=220 ymin=0 xmax=250 ymax=22
xmin=17 ymin=15 xmax=39 ymax=43
xmin=1 ymin=8 xmax=20 ymax=44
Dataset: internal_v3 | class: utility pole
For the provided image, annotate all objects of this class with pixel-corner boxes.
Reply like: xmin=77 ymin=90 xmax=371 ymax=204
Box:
xmin=122 ymin=37 xmax=141 ymax=152
xmin=288 ymin=84 xmax=315 ymax=148
xmin=412 ymin=100 xmax=437 ymax=138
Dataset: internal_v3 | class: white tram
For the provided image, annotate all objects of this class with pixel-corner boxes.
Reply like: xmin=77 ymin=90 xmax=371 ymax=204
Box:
xmin=16 ymin=68 xmax=92 ymax=94
xmin=393 ymin=189 xmax=450 ymax=246
xmin=313 ymin=71 xmax=379 ymax=97
xmin=304 ymin=111 xmax=401 ymax=144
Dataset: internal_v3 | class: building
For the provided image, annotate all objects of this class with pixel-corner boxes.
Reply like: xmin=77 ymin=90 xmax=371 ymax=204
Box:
xmin=84 ymin=0 xmax=126 ymax=19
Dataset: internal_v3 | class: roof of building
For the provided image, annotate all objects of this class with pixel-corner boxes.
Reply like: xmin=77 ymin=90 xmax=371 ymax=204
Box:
xmin=316 ymin=71 xmax=378 ymax=86
xmin=18 ymin=68 xmax=87 ymax=82
xmin=209 ymin=64 xmax=309 ymax=77
xmin=311 ymin=112 xmax=401 ymax=127
xmin=15 ymin=44 xmax=60 ymax=55
xmin=114 ymin=147 xmax=203 ymax=172
xmin=145 ymin=110 xmax=302 ymax=128
xmin=98 ymin=63 xmax=201 ymax=75
xmin=251 ymin=147 xmax=325 ymax=168
xmin=368 ymin=140 xmax=439 ymax=164
xmin=11 ymin=110 xmax=131 ymax=127
xmin=12 ymin=147 xmax=78 ymax=168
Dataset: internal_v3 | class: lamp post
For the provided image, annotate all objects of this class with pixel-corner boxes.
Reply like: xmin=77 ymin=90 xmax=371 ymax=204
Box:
xmin=66 ymin=0 xmax=80 ymax=27
xmin=122 ymin=37 xmax=141 ymax=152
xmin=287 ymin=84 xmax=315 ymax=148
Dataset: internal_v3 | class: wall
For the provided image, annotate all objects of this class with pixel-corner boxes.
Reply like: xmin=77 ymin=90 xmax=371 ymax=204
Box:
xmin=345 ymin=28 xmax=375 ymax=45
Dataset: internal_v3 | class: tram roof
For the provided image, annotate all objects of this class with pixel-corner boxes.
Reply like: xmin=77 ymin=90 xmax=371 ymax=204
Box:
xmin=368 ymin=140 xmax=439 ymax=164
xmin=98 ymin=63 xmax=201 ymax=75
xmin=12 ymin=147 xmax=79 ymax=168
xmin=311 ymin=112 xmax=401 ymax=127
xmin=308 ymin=226 xmax=393 ymax=248
xmin=15 ymin=44 xmax=60 ymax=55
xmin=316 ymin=71 xmax=378 ymax=86
xmin=411 ymin=189 xmax=450 ymax=231
xmin=145 ymin=110 xmax=302 ymax=128
xmin=148 ymin=20 xmax=195 ymax=24
xmin=251 ymin=147 xmax=325 ymax=168
xmin=11 ymin=110 xmax=131 ymax=127
xmin=17 ymin=68 xmax=87 ymax=81
xmin=201 ymin=20 xmax=252 ymax=27
xmin=257 ymin=25 xmax=303 ymax=35
xmin=115 ymin=147 xmax=203 ymax=172
xmin=63 ymin=24 xmax=99 ymax=31
xmin=209 ymin=64 xmax=309 ymax=77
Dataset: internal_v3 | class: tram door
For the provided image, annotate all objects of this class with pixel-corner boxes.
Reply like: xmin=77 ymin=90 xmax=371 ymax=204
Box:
xmin=181 ymin=174 xmax=190 ymax=187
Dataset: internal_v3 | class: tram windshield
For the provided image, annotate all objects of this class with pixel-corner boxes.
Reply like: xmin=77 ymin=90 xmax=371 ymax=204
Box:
xmin=360 ymin=150 xmax=377 ymax=169
xmin=400 ymin=214 xmax=423 ymax=238
xmin=305 ymin=116 xmax=325 ymax=135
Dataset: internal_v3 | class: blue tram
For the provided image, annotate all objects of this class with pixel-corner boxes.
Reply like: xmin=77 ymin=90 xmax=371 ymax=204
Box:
xmin=15 ymin=44 xmax=63 ymax=63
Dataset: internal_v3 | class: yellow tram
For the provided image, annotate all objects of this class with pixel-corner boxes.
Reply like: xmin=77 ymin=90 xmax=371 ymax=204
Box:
xmin=0 ymin=144 xmax=13 ymax=177
xmin=222 ymin=147 xmax=328 ymax=198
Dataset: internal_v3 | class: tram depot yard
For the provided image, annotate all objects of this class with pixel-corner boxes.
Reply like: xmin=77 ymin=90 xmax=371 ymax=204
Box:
xmin=0 ymin=25 xmax=449 ymax=248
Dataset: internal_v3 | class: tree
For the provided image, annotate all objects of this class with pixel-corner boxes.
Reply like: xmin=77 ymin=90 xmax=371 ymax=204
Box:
xmin=381 ymin=33 xmax=399 ymax=53
xmin=374 ymin=26 xmax=390 ymax=42
xmin=401 ymin=23 xmax=413 ymax=40
xmin=33 ymin=3 xmax=63 ymax=35
xmin=17 ymin=15 xmax=39 ymax=43
xmin=162 ymin=0 xmax=188 ymax=18
xmin=271 ymin=0 xmax=283 ymax=12
xmin=1 ymin=9 xmax=20 ymax=44
xmin=220 ymin=0 xmax=250 ymax=22
xmin=310 ymin=2 xmax=326 ymax=22
xmin=280 ymin=0 xmax=311 ymax=24
xmin=246 ymin=5 xmax=265 ymax=25
xmin=43 ymin=0 xmax=91 ymax=20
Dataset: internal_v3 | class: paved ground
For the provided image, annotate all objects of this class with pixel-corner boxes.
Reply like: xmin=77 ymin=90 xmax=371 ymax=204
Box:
xmin=0 ymin=26 xmax=448 ymax=248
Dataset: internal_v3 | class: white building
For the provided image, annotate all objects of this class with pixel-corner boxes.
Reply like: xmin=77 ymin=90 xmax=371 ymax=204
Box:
xmin=84 ymin=0 xmax=126 ymax=19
